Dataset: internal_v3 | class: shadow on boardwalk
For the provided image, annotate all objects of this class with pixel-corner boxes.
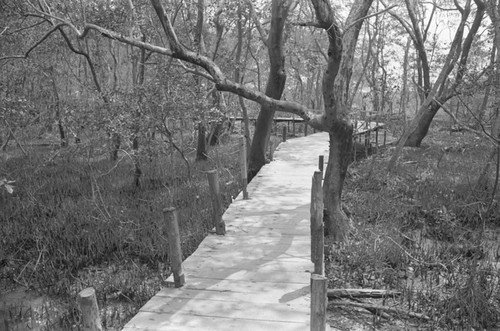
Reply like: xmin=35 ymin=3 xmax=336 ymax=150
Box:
xmin=123 ymin=133 xmax=329 ymax=331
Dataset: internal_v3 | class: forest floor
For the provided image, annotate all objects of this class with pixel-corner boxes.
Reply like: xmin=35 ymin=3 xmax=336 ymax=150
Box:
xmin=1 ymin=123 xmax=500 ymax=330
xmin=0 ymin=133 xmax=245 ymax=331
xmin=326 ymin=123 xmax=500 ymax=330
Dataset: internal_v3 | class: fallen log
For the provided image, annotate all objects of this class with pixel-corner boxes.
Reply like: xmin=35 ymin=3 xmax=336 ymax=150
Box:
xmin=328 ymin=289 xmax=402 ymax=299
xmin=329 ymin=300 xmax=430 ymax=320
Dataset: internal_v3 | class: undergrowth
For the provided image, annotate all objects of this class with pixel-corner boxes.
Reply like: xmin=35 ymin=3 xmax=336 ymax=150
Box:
xmin=327 ymin=128 xmax=500 ymax=330
xmin=0 ymin=135 xmax=242 ymax=330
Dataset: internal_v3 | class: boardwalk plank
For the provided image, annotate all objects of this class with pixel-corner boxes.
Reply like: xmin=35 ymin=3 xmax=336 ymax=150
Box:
xmin=122 ymin=132 xmax=330 ymax=330
xmin=136 ymin=296 xmax=309 ymax=322
xmin=155 ymin=283 xmax=310 ymax=304
xmin=122 ymin=312 xmax=309 ymax=331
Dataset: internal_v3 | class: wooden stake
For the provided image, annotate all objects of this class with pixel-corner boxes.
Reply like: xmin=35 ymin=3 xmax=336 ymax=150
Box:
xmin=310 ymin=171 xmax=324 ymax=275
xmin=240 ymin=136 xmax=249 ymax=199
xmin=207 ymin=170 xmax=225 ymax=235
xmin=163 ymin=207 xmax=185 ymax=287
xmin=310 ymin=274 xmax=327 ymax=331
xmin=269 ymin=140 xmax=275 ymax=161
xmin=77 ymin=287 xmax=103 ymax=331
xmin=318 ymin=155 xmax=324 ymax=174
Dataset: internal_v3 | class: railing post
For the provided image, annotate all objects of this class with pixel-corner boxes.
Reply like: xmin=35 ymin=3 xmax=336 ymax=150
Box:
xmin=163 ymin=207 xmax=185 ymax=288
xmin=364 ymin=120 xmax=369 ymax=148
xmin=304 ymin=123 xmax=308 ymax=136
xmin=282 ymin=126 xmax=287 ymax=142
xmin=207 ymin=170 xmax=225 ymax=235
xmin=78 ymin=287 xmax=103 ymax=331
xmin=292 ymin=117 xmax=296 ymax=136
xmin=310 ymin=274 xmax=327 ymax=331
xmin=269 ymin=140 xmax=275 ymax=161
xmin=240 ymin=136 xmax=249 ymax=199
xmin=310 ymin=171 xmax=324 ymax=275
xmin=318 ymin=155 xmax=324 ymax=174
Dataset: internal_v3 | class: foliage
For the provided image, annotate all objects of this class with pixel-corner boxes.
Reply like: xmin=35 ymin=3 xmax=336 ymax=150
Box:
xmin=0 ymin=136 xmax=242 ymax=329
xmin=327 ymin=125 xmax=500 ymax=329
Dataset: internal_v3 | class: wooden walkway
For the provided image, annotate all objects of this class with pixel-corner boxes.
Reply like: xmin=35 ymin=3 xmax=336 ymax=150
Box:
xmin=122 ymin=133 xmax=330 ymax=331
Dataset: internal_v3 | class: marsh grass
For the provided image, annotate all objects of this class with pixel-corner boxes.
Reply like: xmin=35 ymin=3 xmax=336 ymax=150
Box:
xmin=0 ymin=134 xmax=242 ymax=330
xmin=327 ymin=126 xmax=500 ymax=330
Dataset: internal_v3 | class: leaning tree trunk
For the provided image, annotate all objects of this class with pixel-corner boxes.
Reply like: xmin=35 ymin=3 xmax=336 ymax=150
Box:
xmin=404 ymin=101 xmax=441 ymax=146
xmin=402 ymin=0 xmax=484 ymax=147
xmin=247 ymin=0 xmax=290 ymax=181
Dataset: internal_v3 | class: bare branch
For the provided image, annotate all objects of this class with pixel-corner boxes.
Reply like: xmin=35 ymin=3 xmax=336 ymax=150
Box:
xmin=437 ymin=97 xmax=498 ymax=145
xmin=175 ymin=59 xmax=215 ymax=82
xmin=246 ymin=0 xmax=268 ymax=47
xmin=6 ymin=0 xmax=328 ymax=131
xmin=344 ymin=4 xmax=398 ymax=34
xmin=292 ymin=20 xmax=323 ymax=28
xmin=329 ymin=301 xmax=430 ymax=320
xmin=0 ymin=23 xmax=63 ymax=61
xmin=314 ymin=39 xmax=328 ymax=62
xmin=423 ymin=2 xmax=436 ymax=41
xmin=2 ymin=19 xmax=46 ymax=35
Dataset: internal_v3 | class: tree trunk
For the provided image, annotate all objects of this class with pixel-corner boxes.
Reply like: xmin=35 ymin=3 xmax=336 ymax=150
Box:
xmin=196 ymin=123 xmax=207 ymax=161
xmin=324 ymin=127 xmax=353 ymax=239
xmin=248 ymin=109 xmax=277 ymax=180
xmin=247 ymin=0 xmax=290 ymax=181
xmin=235 ymin=2 xmax=251 ymax=154
xmin=399 ymin=37 xmax=411 ymax=118
xmin=404 ymin=101 xmax=440 ymax=147
xmin=311 ymin=0 xmax=373 ymax=240
xmin=401 ymin=0 xmax=485 ymax=147
xmin=110 ymin=132 xmax=121 ymax=161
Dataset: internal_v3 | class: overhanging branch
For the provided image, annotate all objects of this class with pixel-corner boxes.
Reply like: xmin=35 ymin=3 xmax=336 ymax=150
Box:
xmin=5 ymin=0 xmax=329 ymax=131
xmin=0 ymin=23 xmax=63 ymax=61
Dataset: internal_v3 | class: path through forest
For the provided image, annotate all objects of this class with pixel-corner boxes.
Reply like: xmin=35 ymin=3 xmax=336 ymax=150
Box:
xmin=122 ymin=132 xmax=330 ymax=330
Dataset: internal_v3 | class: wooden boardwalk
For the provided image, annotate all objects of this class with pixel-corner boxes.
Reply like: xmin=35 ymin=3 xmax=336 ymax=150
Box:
xmin=122 ymin=132 xmax=330 ymax=331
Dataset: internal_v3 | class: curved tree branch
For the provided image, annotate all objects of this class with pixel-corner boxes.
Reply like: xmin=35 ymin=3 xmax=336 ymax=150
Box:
xmin=4 ymin=0 xmax=327 ymax=131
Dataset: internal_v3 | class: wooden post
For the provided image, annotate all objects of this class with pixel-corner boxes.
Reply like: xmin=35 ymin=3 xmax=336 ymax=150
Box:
xmin=304 ymin=123 xmax=308 ymax=136
xmin=269 ymin=140 xmax=275 ymax=161
xmin=310 ymin=274 xmax=327 ymax=331
xmin=207 ymin=170 xmax=225 ymax=235
xmin=292 ymin=117 xmax=296 ymax=136
xmin=240 ymin=136 xmax=249 ymax=199
xmin=282 ymin=125 xmax=287 ymax=142
xmin=77 ymin=287 xmax=103 ymax=331
xmin=318 ymin=155 xmax=324 ymax=174
xmin=310 ymin=171 xmax=324 ymax=275
xmin=163 ymin=207 xmax=185 ymax=288
xmin=364 ymin=120 xmax=369 ymax=147
xmin=383 ymin=129 xmax=387 ymax=146
xmin=353 ymin=137 xmax=357 ymax=162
